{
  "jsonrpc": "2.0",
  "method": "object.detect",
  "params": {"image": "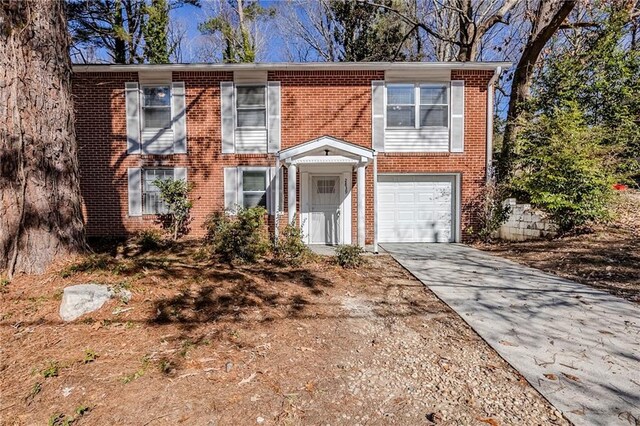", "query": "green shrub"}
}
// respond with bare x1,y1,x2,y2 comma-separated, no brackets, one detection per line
273,219,310,266
467,179,511,242
154,178,193,240
134,229,164,252
335,244,365,269
205,206,269,263
511,104,620,232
